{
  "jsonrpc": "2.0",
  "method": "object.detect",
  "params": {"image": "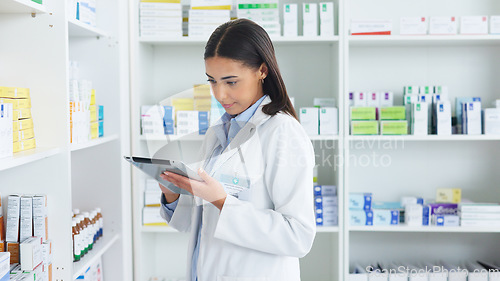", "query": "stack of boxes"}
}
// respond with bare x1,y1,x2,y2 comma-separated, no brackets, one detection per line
313,185,338,226
299,98,338,136
460,202,500,227
0,86,36,156
349,91,394,135
349,193,374,226
237,0,280,36
139,0,183,38
176,111,209,135
379,106,407,135
143,179,167,227
189,0,231,38
141,105,174,135
3,194,52,280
